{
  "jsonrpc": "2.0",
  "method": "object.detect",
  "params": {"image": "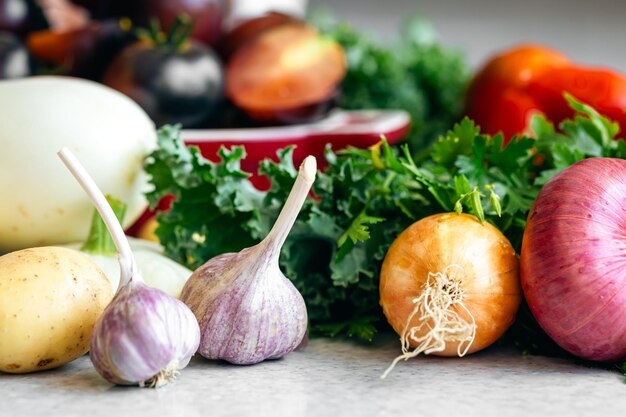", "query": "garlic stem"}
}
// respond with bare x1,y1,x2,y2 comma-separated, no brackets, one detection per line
262,156,317,261
58,147,141,289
